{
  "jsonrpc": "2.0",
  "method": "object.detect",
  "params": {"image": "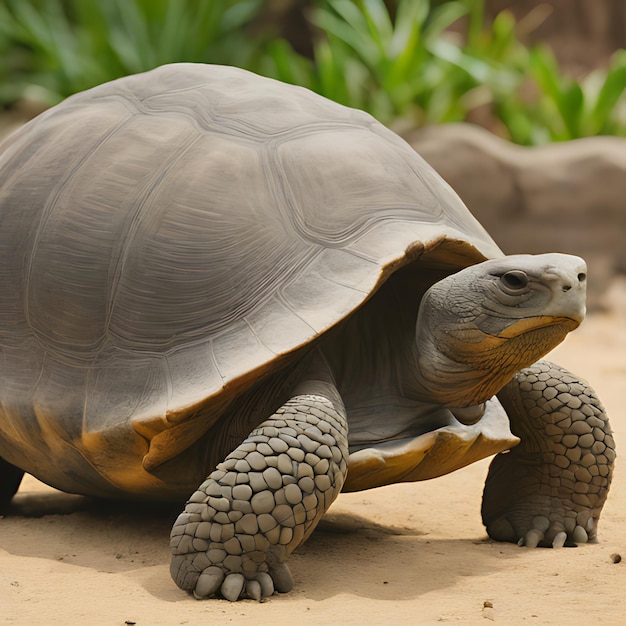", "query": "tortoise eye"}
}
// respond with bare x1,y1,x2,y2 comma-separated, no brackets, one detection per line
501,270,529,290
